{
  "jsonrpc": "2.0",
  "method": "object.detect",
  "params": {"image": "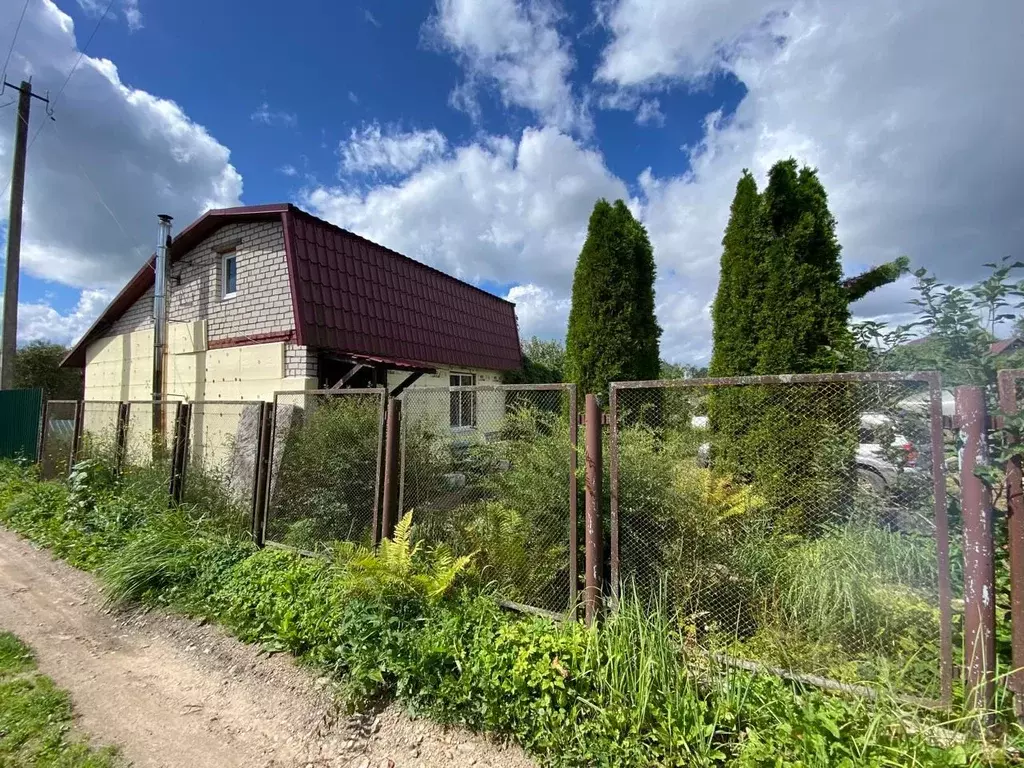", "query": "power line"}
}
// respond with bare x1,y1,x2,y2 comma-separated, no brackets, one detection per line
0,0,31,88
0,0,113,206
26,0,115,152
